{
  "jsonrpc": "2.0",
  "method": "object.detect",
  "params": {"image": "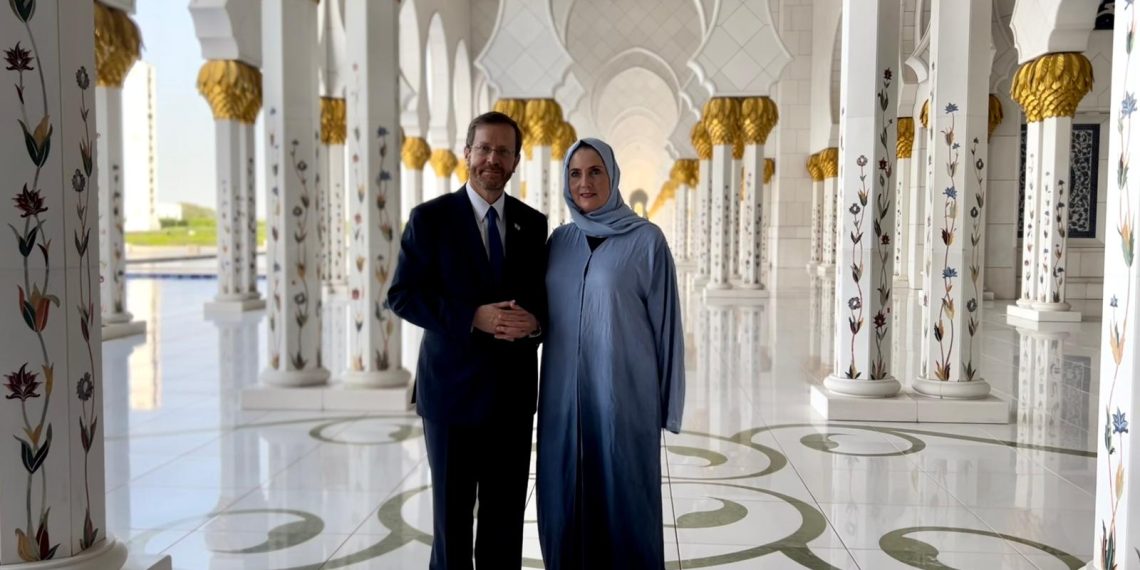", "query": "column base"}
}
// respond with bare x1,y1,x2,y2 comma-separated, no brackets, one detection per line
810,382,1007,422
102,320,147,341
805,261,820,271
815,264,834,277
912,377,991,399
342,367,411,388
983,290,995,301
1006,304,1082,323
704,285,767,305
2,537,170,570
705,279,733,291
676,260,698,273
242,378,413,411
204,296,266,314
892,277,909,289
1005,313,1083,335
322,280,348,299
259,367,331,388
823,375,901,398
